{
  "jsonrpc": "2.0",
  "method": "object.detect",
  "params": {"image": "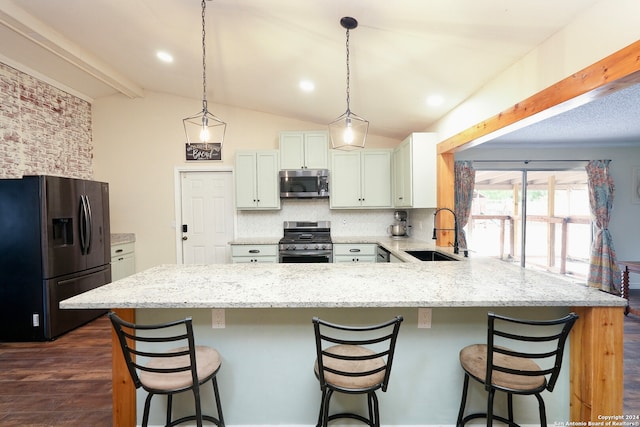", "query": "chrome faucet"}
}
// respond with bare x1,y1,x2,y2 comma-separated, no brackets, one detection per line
433,207,467,257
